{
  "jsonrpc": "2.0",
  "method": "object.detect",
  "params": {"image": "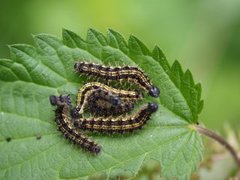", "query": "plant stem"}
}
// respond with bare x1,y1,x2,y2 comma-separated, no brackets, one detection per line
195,125,240,168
